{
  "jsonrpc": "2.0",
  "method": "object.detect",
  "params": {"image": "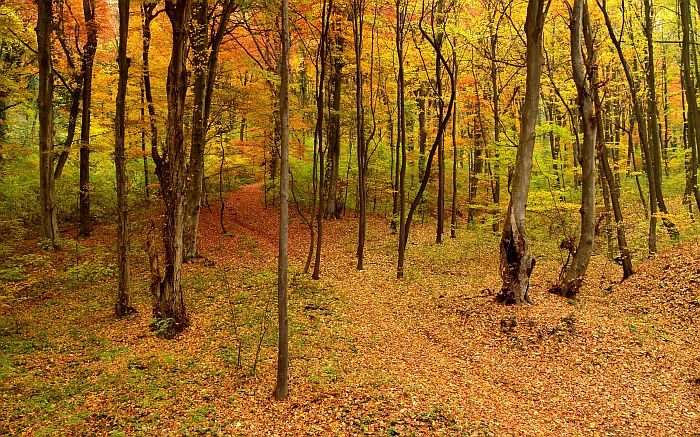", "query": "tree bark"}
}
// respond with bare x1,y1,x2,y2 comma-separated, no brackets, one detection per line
450,39,457,239
324,34,344,219
497,0,548,304
274,0,290,401
598,0,659,253
680,0,700,211
183,0,236,261
552,0,595,297
183,0,208,263
151,0,191,338
642,0,678,239
312,0,332,279
114,0,132,317
142,4,161,179
79,0,97,237
36,0,59,246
